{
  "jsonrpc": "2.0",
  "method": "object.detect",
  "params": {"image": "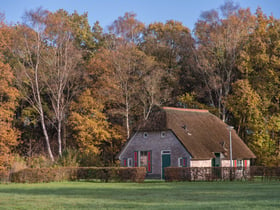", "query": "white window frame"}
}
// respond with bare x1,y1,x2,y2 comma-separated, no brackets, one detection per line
161,150,171,154
127,158,132,167
178,157,183,167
